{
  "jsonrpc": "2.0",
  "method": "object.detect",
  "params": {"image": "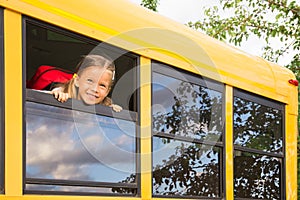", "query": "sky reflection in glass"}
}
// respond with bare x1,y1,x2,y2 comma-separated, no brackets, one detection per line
26,102,136,184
